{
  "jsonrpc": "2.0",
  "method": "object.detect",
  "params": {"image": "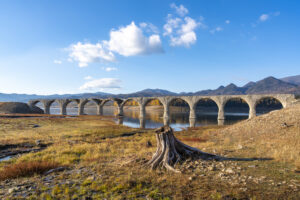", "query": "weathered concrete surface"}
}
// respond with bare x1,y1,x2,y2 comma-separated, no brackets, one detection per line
29,94,297,126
